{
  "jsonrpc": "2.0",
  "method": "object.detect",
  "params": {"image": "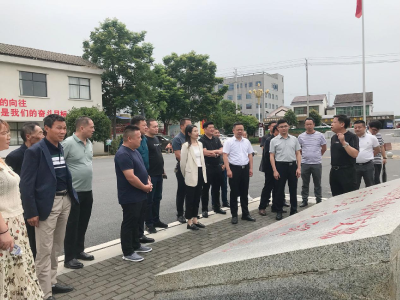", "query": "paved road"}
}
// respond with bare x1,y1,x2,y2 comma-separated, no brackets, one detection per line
86,130,400,248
